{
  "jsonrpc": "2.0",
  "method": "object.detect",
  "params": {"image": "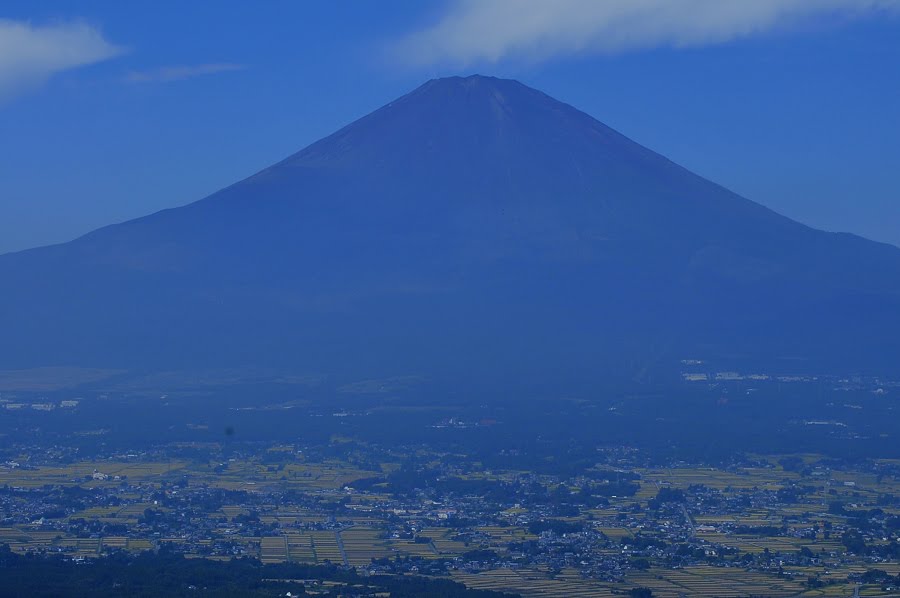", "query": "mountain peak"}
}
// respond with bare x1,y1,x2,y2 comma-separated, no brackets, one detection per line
419,73,524,91
266,73,627,184
428,73,504,84
408,73,560,110
405,74,559,117
1,76,899,379
413,74,532,95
